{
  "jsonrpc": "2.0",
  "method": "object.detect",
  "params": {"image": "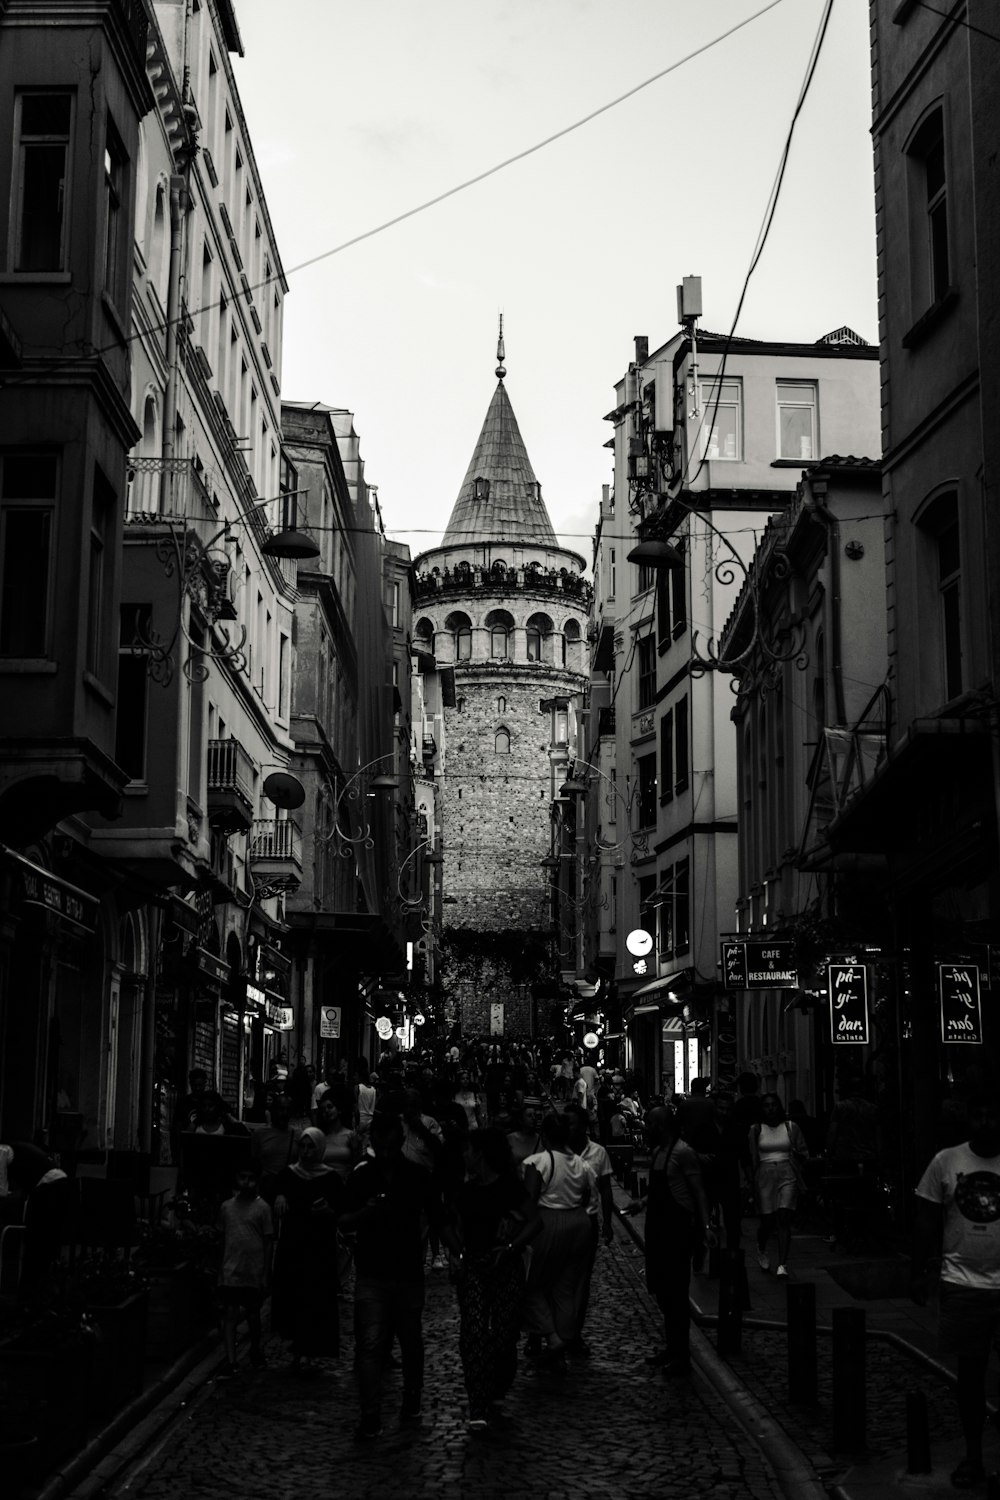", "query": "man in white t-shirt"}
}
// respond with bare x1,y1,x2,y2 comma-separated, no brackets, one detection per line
913,1093,1000,1490
564,1103,614,1357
